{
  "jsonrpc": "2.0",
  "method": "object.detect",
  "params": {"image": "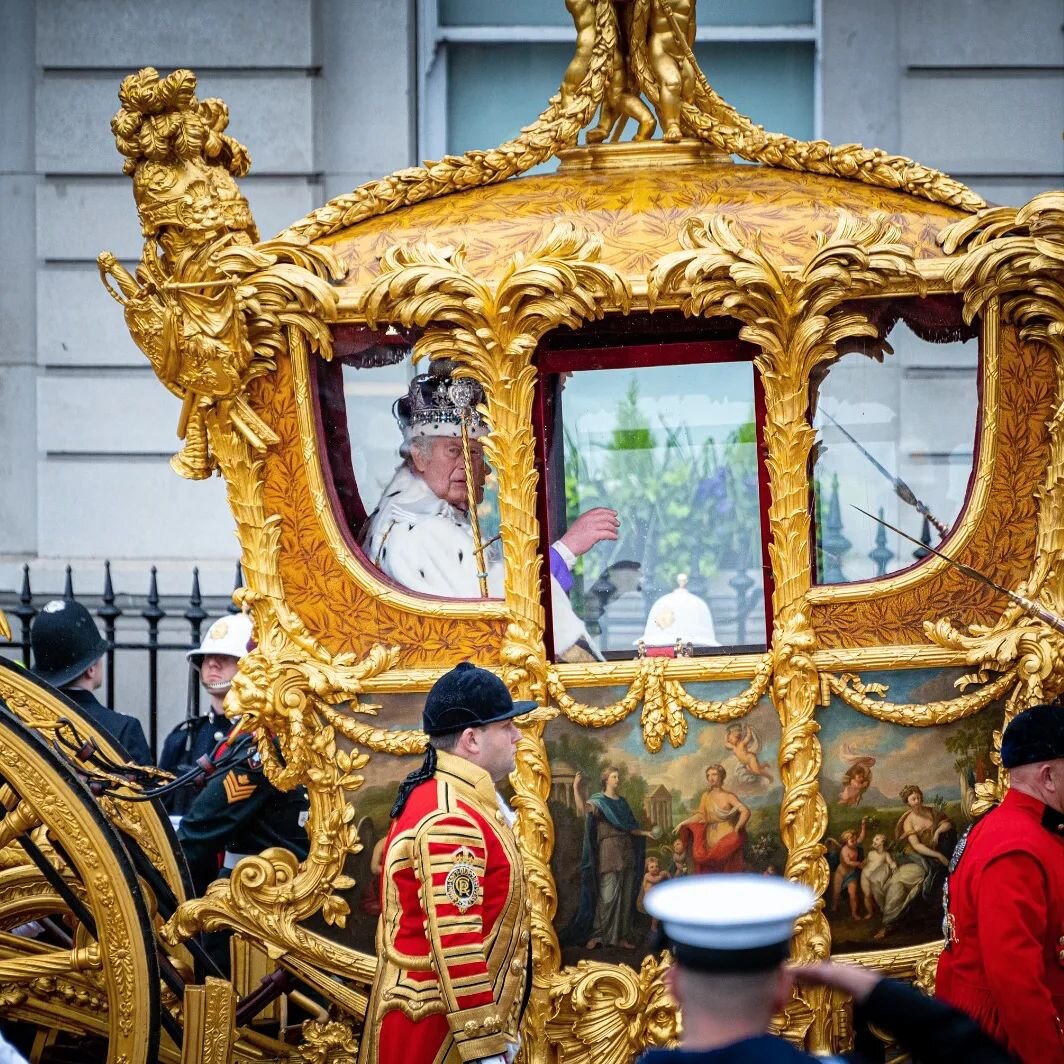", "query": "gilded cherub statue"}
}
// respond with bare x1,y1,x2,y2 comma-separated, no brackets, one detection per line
98,67,343,479
558,0,982,211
